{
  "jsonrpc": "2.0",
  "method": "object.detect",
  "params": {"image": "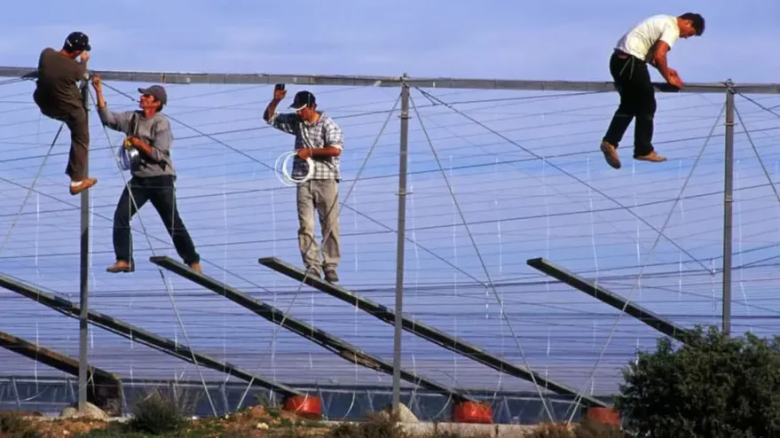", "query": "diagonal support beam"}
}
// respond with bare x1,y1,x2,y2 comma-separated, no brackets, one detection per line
0,273,303,398
526,257,690,343
0,329,123,415
258,256,608,408
150,256,473,403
